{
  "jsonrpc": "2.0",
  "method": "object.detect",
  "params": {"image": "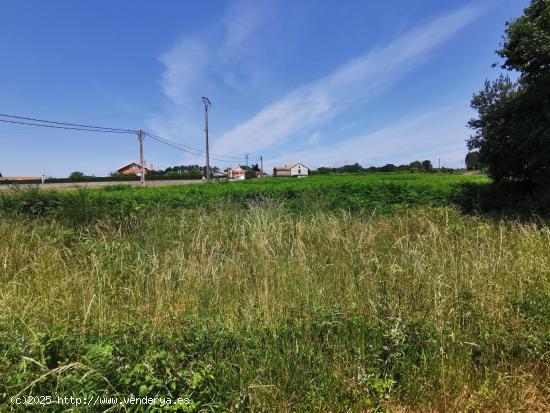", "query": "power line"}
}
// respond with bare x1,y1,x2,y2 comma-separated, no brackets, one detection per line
143,131,257,163
143,132,246,164
143,131,206,154
143,131,252,161
0,111,258,164
0,112,137,132
144,133,205,156
0,118,136,134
